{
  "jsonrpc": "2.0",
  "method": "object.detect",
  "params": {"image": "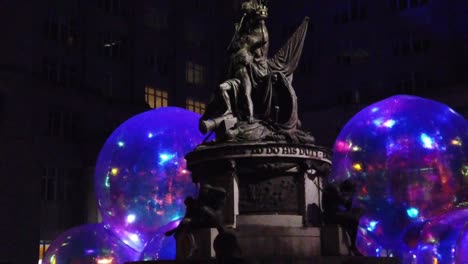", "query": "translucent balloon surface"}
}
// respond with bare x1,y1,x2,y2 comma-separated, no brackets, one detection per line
43,224,138,264
413,207,468,264
455,223,468,264
95,107,204,251
139,219,180,261
356,215,386,257
329,95,468,255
